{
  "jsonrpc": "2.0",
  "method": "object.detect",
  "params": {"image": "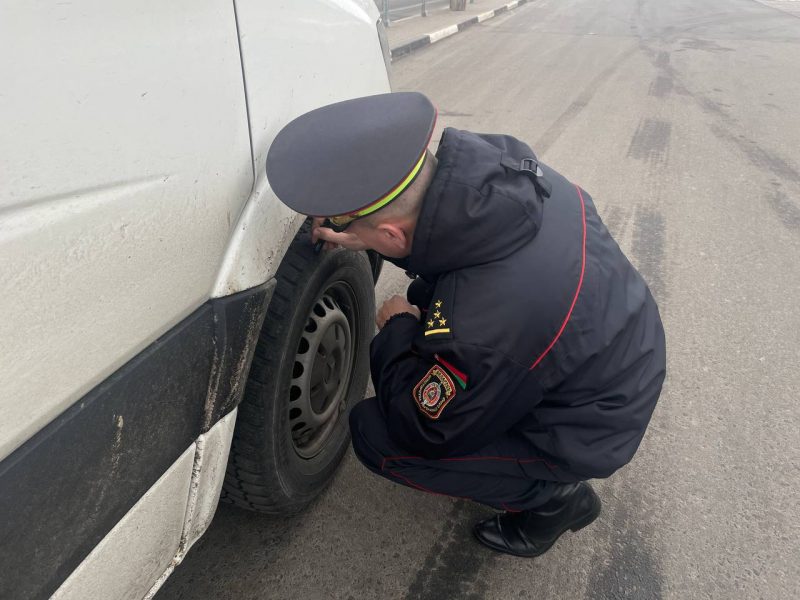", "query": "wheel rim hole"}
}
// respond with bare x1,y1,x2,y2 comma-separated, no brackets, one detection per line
288,284,358,457
297,337,310,354
292,361,304,378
